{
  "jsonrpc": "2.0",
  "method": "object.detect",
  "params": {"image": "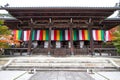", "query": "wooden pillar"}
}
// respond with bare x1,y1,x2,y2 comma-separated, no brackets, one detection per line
27,21,34,55
88,19,94,56
48,18,52,55
70,18,74,55
48,27,51,55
